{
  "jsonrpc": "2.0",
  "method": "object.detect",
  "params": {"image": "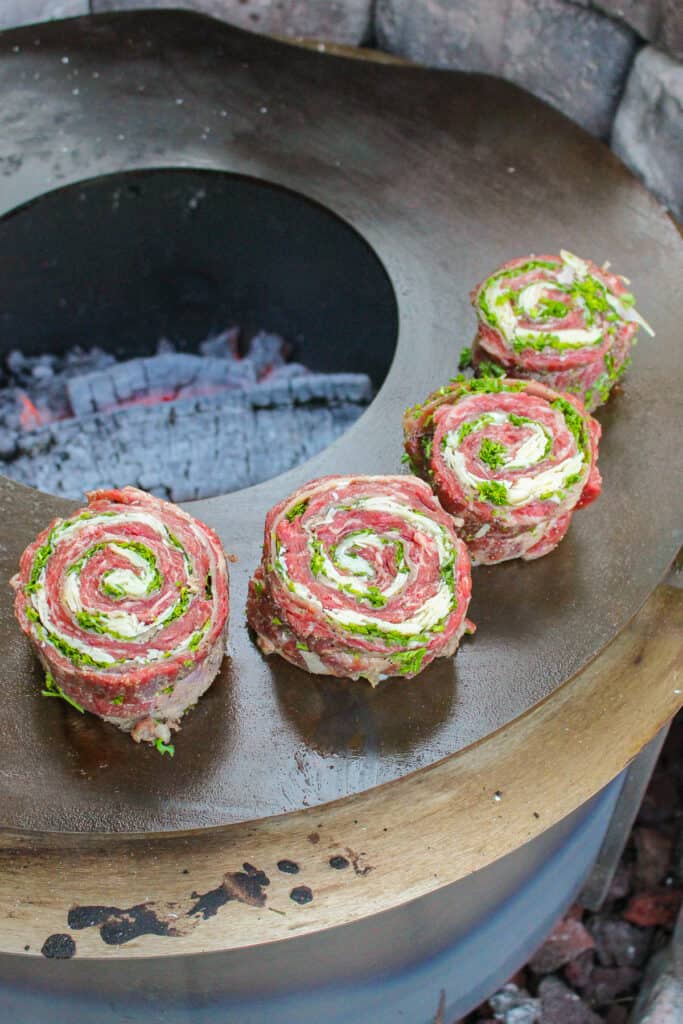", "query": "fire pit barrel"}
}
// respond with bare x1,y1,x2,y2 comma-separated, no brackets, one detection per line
0,10,680,1023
